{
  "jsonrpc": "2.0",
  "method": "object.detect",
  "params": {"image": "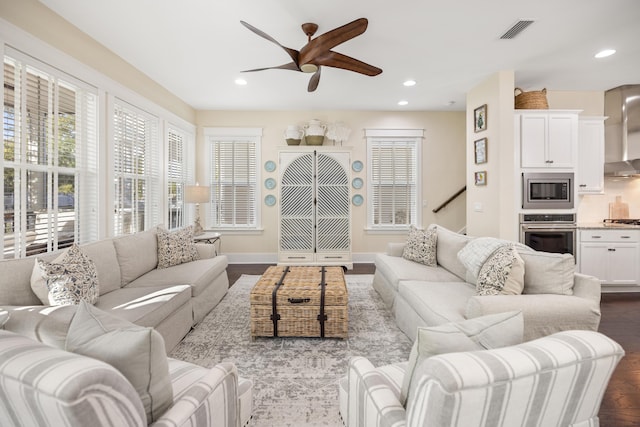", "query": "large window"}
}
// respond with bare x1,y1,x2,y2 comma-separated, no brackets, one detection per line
366,129,422,230
166,125,194,229
205,127,261,229
112,101,160,236
2,53,98,259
